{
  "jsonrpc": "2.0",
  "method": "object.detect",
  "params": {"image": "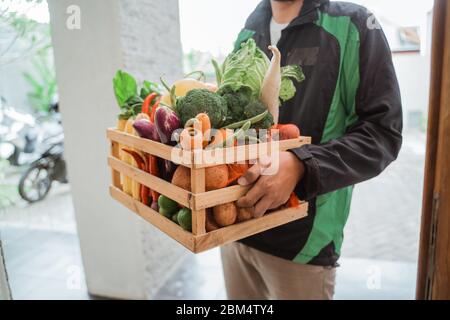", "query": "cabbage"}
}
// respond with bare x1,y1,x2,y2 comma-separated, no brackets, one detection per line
218,39,269,97
280,65,305,102
214,39,305,103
